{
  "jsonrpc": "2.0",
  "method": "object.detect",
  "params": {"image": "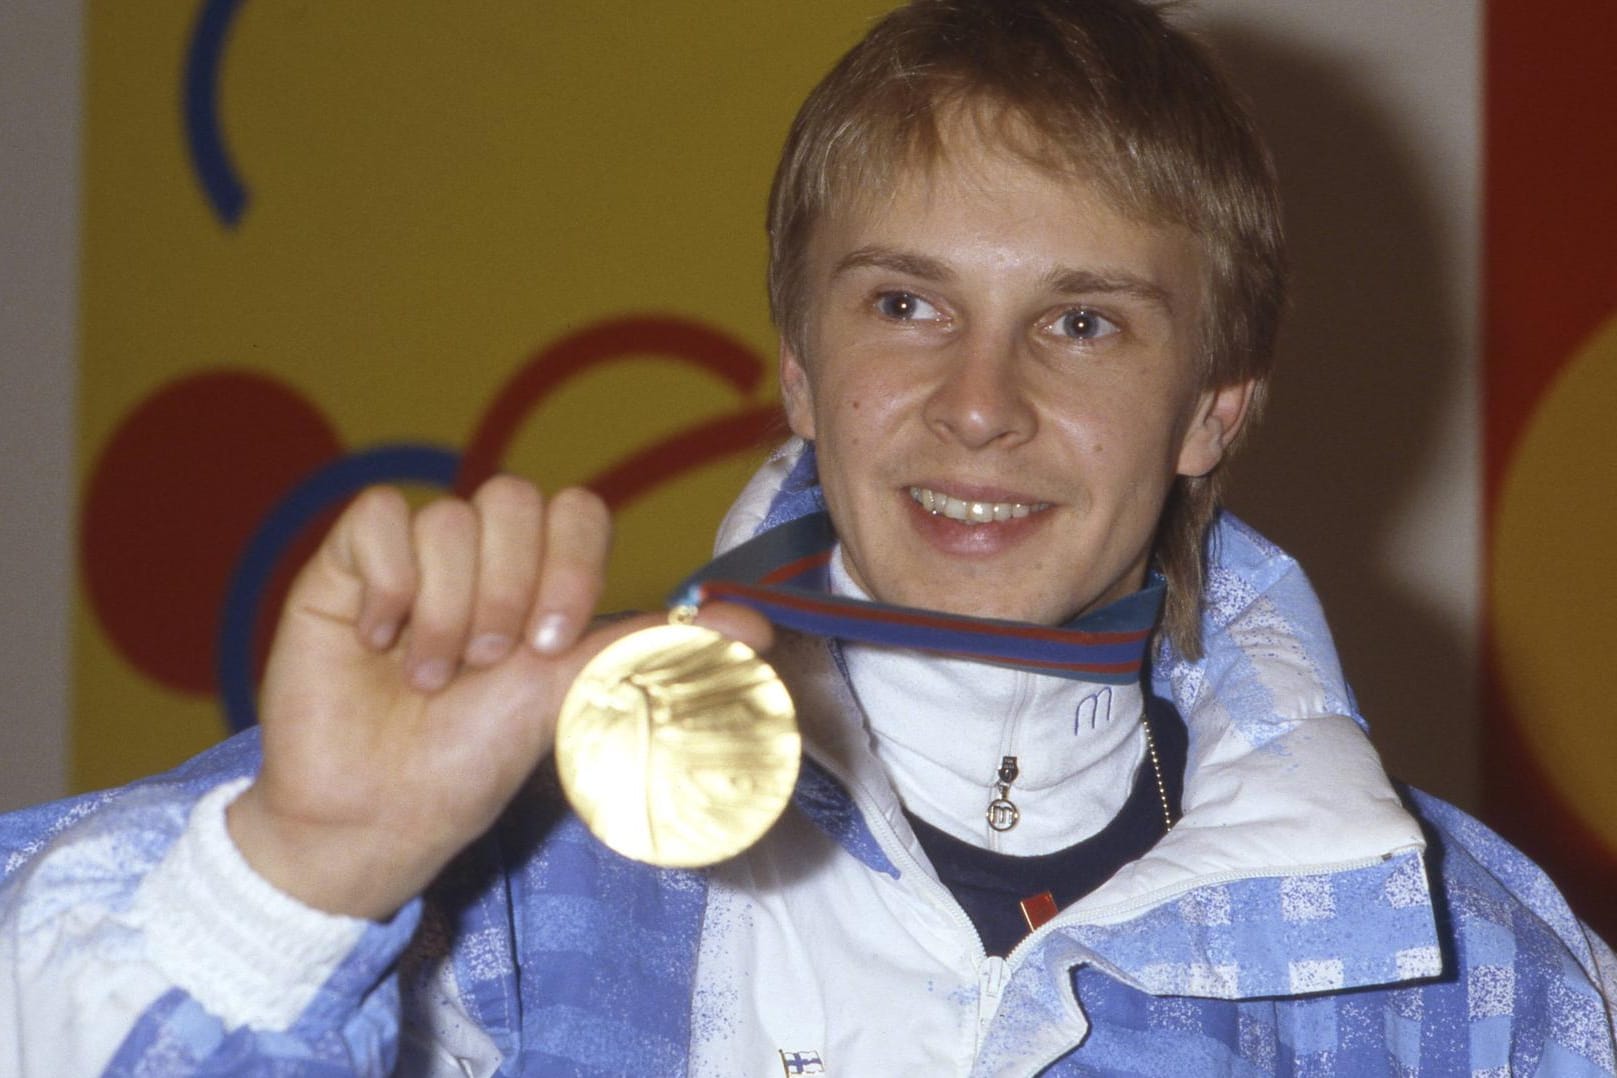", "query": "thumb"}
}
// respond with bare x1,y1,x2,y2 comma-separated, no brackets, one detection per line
690,601,775,656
